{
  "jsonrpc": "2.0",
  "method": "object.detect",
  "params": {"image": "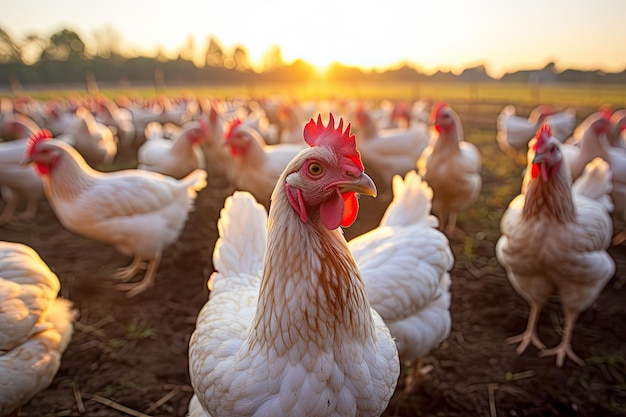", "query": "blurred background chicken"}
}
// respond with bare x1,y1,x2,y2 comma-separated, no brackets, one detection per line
348,170,454,393
188,114,399,417
222,118,306,208
496,104,576,163
417,102,482,235
137,119,208,179
56,106,117,169
0,241,76,417
497,125,615,367
0,138,44,224
352,104,430,194
24,130,208,297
